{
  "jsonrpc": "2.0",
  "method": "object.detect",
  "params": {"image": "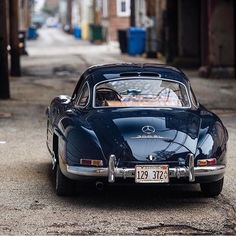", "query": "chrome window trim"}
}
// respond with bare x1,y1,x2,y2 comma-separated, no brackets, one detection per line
188,81,199,109
71,73,91,102
75,81,91,109
92,77,192,109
